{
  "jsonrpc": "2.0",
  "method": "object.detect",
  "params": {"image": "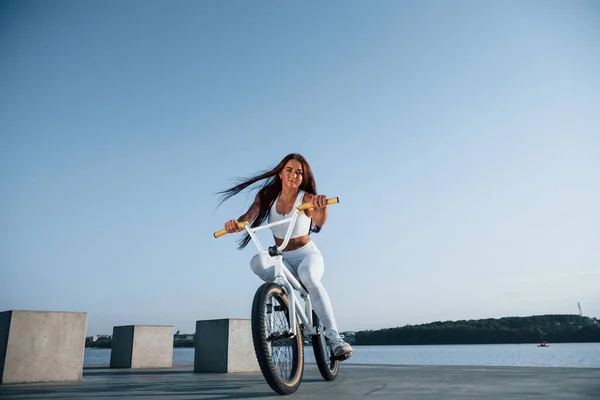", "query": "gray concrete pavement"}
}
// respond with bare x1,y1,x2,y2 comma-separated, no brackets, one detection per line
1,363,599,399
